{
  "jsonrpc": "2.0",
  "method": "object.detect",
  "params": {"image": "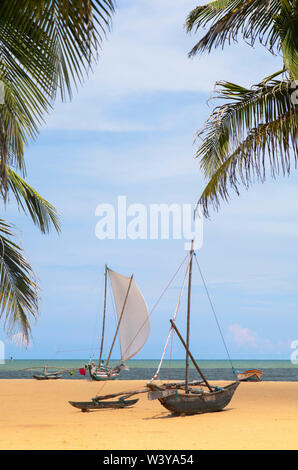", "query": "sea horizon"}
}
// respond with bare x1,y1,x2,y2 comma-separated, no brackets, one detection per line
1,358,298,381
